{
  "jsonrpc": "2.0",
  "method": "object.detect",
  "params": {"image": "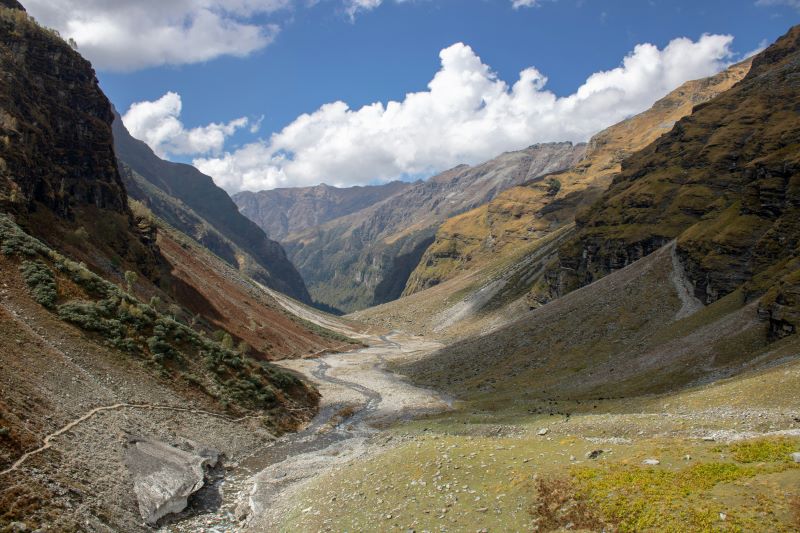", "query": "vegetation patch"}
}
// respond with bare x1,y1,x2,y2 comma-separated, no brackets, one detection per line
19,260,57,308
0,214,309,414
724,437,800,464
